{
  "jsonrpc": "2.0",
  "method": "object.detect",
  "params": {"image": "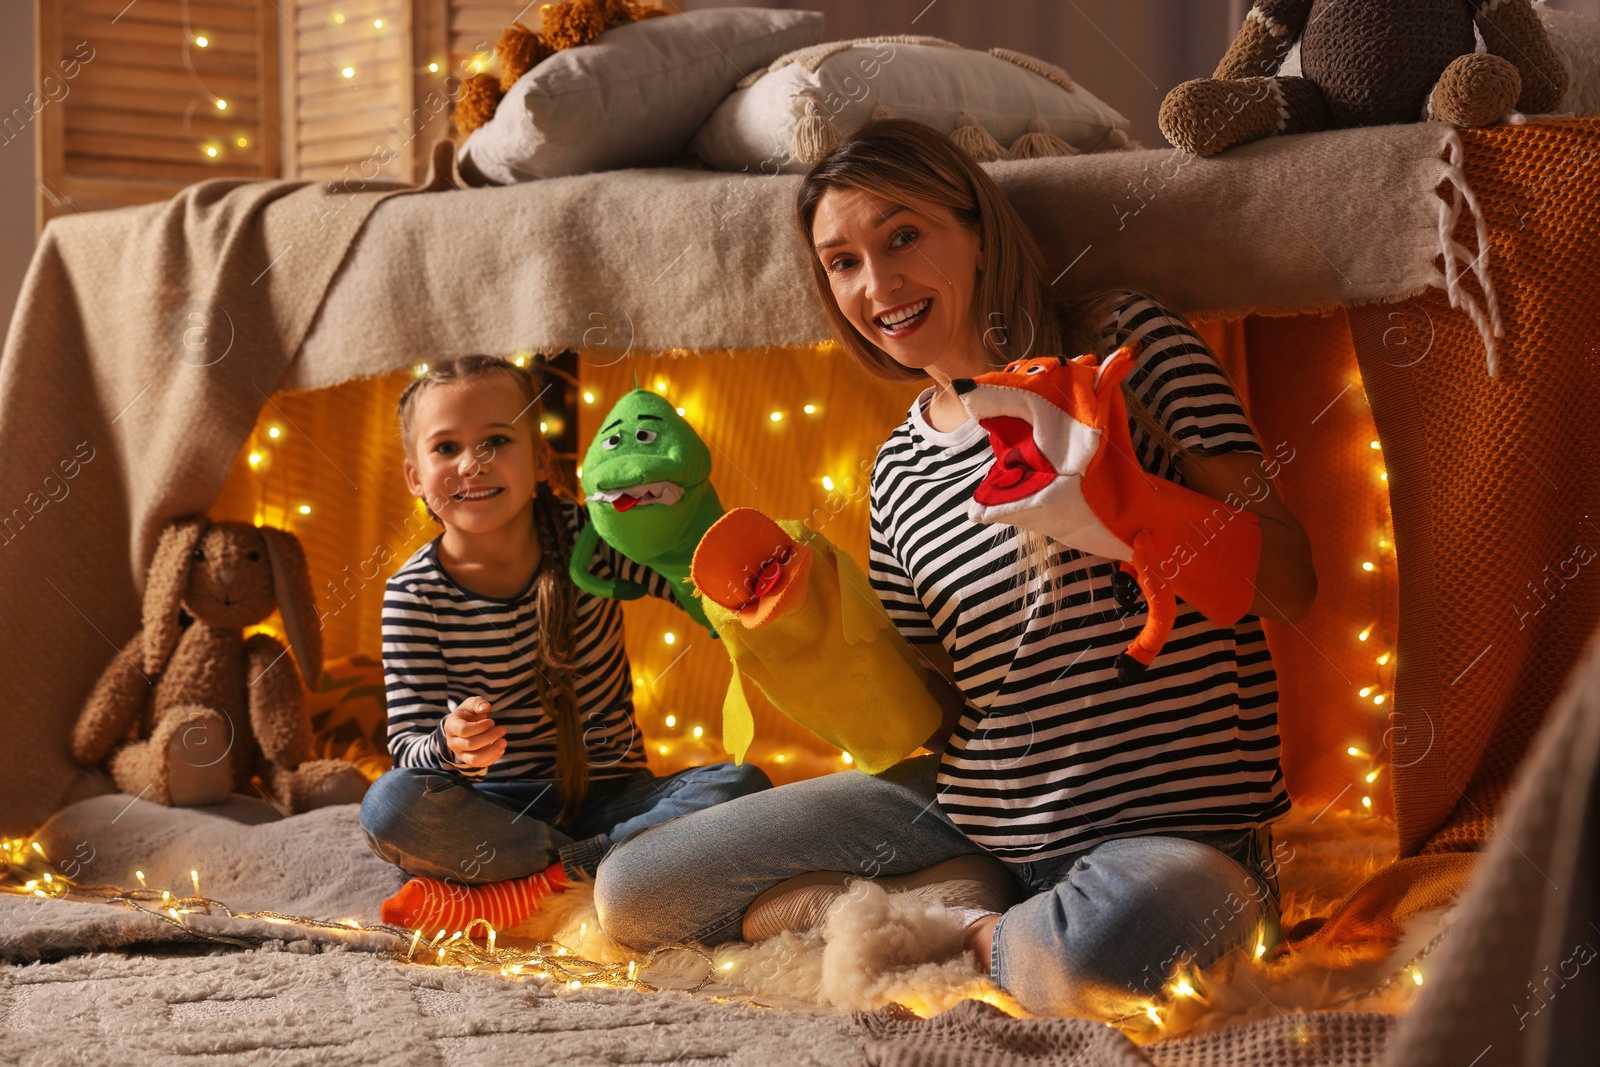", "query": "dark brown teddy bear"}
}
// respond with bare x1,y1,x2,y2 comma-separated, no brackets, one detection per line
1159,0,1570,156
70,516,369,813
